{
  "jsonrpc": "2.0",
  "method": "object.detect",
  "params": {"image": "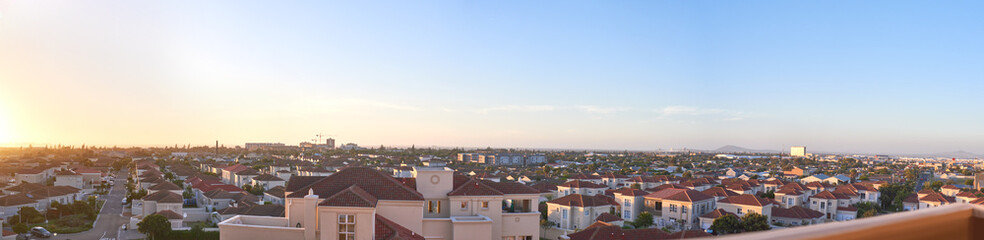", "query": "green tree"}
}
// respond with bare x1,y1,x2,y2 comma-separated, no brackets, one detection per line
633,211,654,228
630,183,641,189
929,181,945,192
966,179,974,186
741,213,771,232
12,223,28,234
862,209,877,218
138,214,172,240
709,214,741,234
759,190,775,199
